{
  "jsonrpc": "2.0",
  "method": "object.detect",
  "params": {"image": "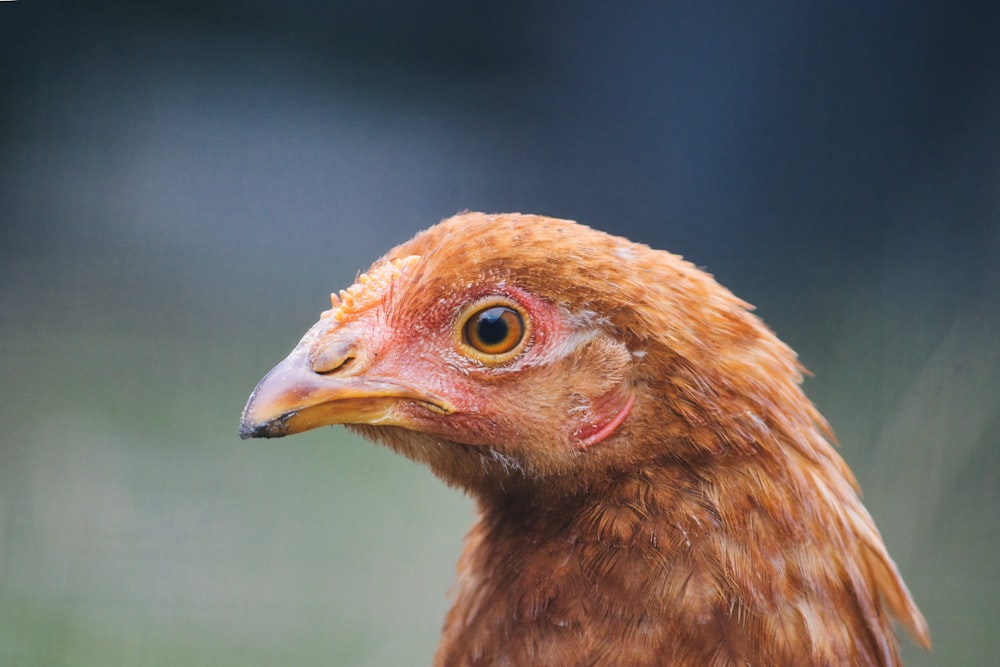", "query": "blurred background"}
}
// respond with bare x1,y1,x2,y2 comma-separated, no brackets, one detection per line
1,1,997,665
